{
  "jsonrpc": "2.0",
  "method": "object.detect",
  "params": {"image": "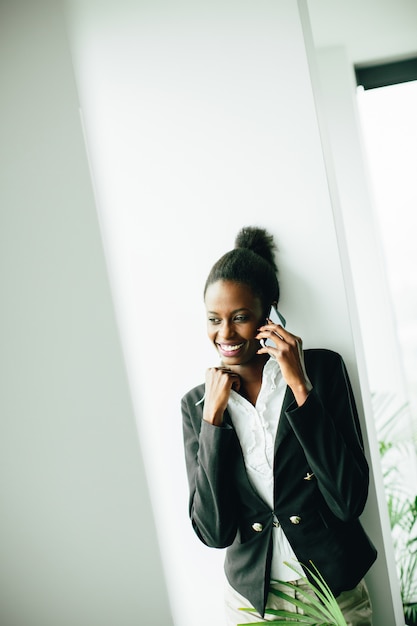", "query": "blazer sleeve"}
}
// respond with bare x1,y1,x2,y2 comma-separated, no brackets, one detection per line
181,391,239,548
285,350,369,522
